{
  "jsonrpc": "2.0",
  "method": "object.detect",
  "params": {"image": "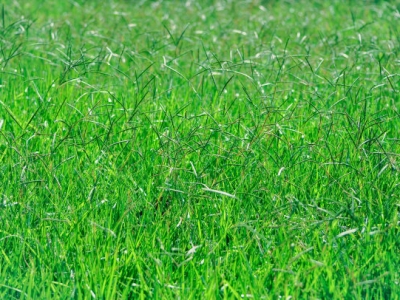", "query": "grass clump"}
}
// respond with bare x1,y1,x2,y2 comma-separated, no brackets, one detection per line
0,0,399,298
